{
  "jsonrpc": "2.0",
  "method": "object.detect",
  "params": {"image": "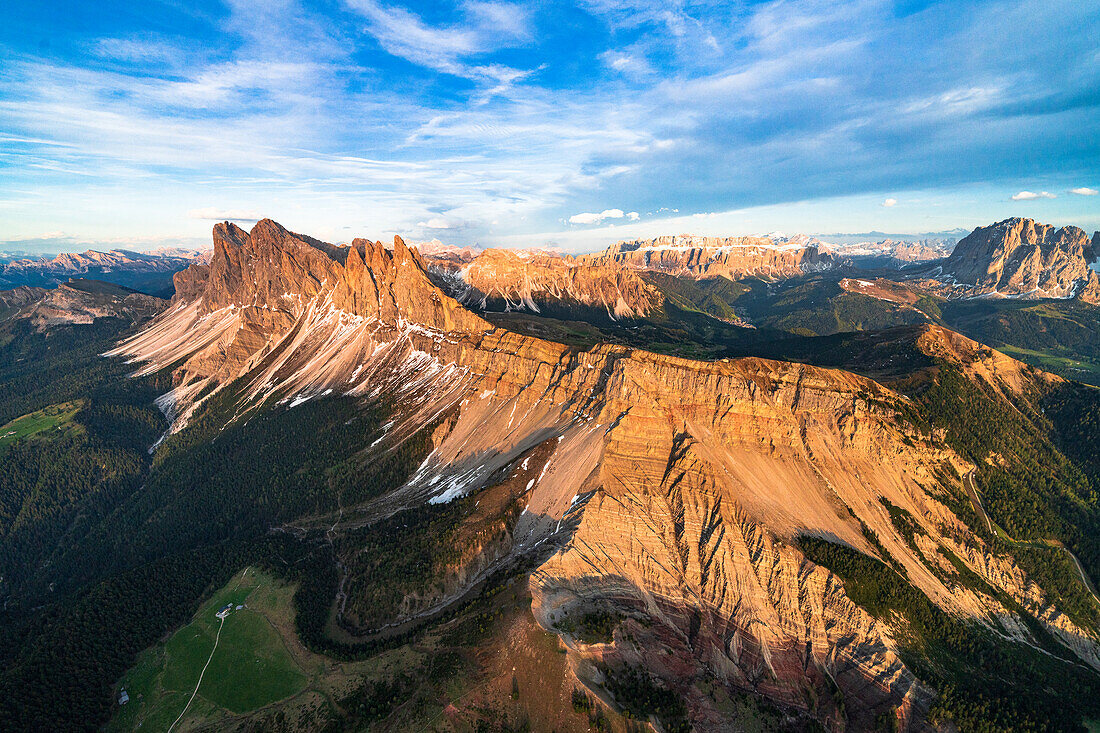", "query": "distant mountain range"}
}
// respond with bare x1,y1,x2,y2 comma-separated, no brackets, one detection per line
0,278,165,330
0,248,209,297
